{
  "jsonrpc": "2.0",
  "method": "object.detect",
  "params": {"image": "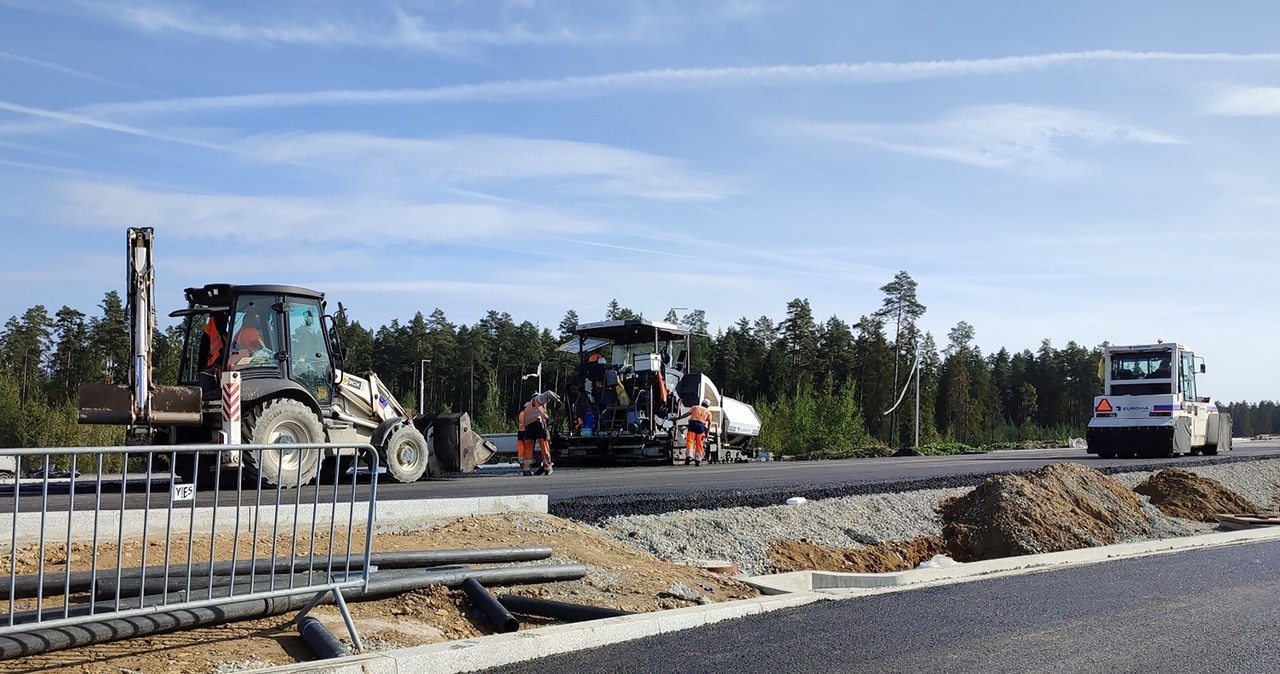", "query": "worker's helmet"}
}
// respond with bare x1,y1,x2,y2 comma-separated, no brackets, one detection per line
701,399,710,407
